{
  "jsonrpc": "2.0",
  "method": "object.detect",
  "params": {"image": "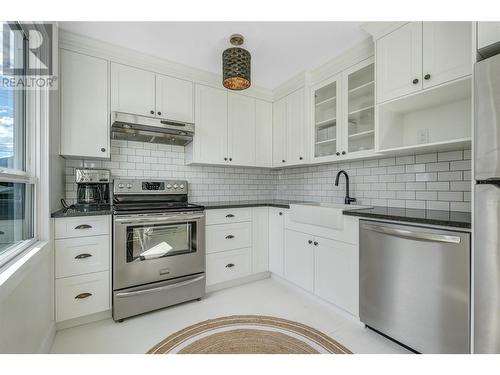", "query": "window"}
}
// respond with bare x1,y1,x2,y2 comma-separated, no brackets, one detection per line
0,22,36,267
